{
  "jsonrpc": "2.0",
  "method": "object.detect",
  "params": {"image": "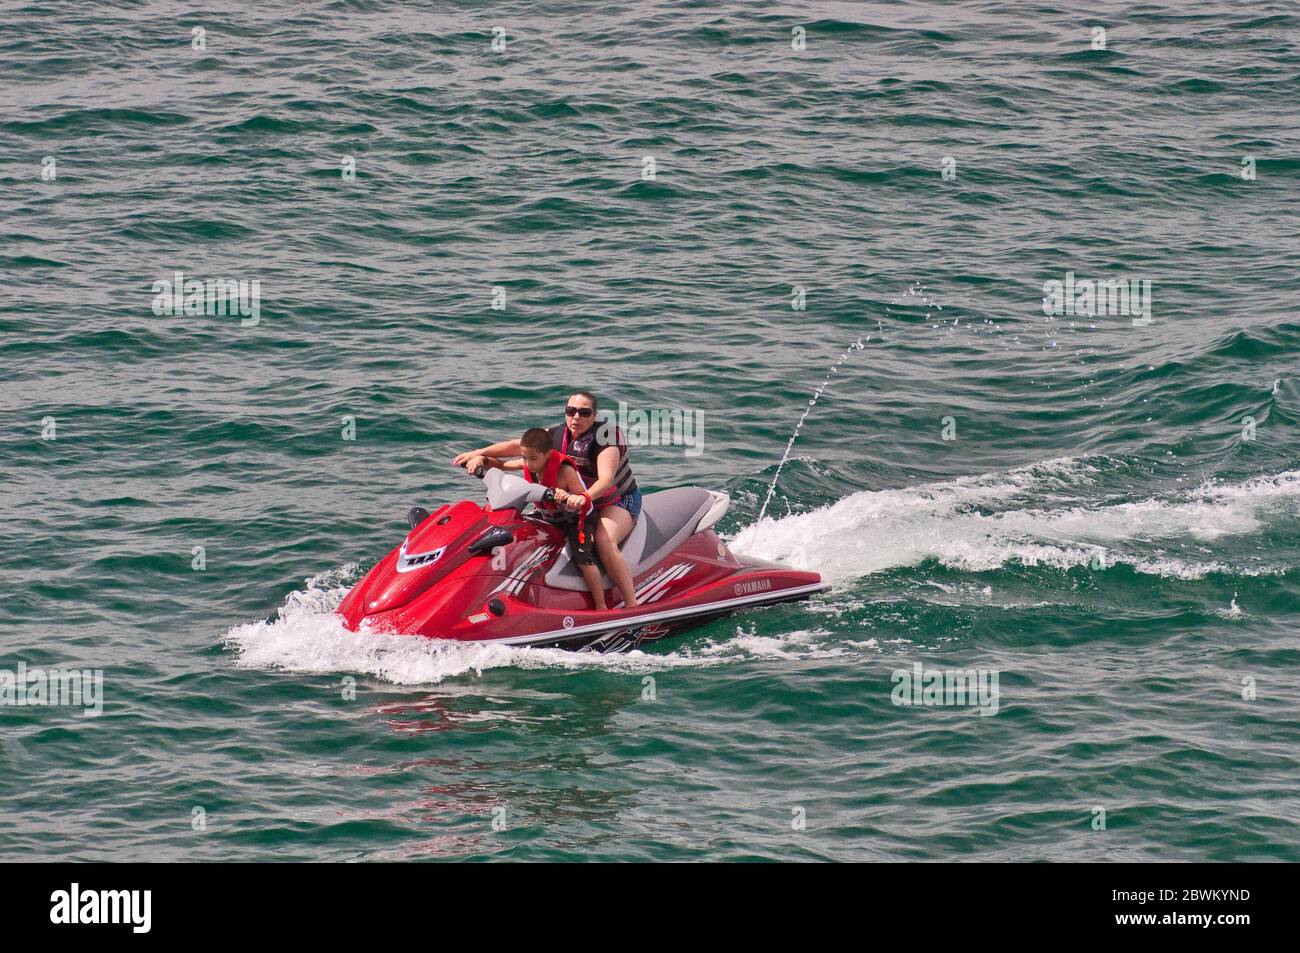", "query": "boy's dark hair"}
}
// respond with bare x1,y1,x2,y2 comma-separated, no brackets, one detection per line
569,390,598,412
521,428,552,454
